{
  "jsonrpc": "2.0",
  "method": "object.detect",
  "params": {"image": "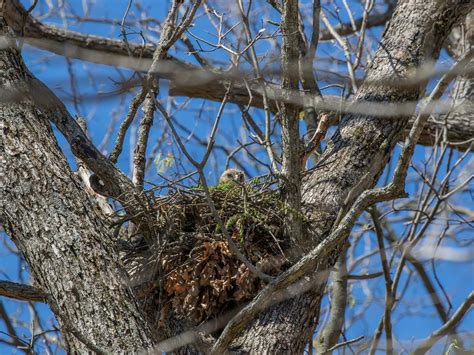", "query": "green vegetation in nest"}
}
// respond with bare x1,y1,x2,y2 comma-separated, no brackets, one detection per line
123,177,308,325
